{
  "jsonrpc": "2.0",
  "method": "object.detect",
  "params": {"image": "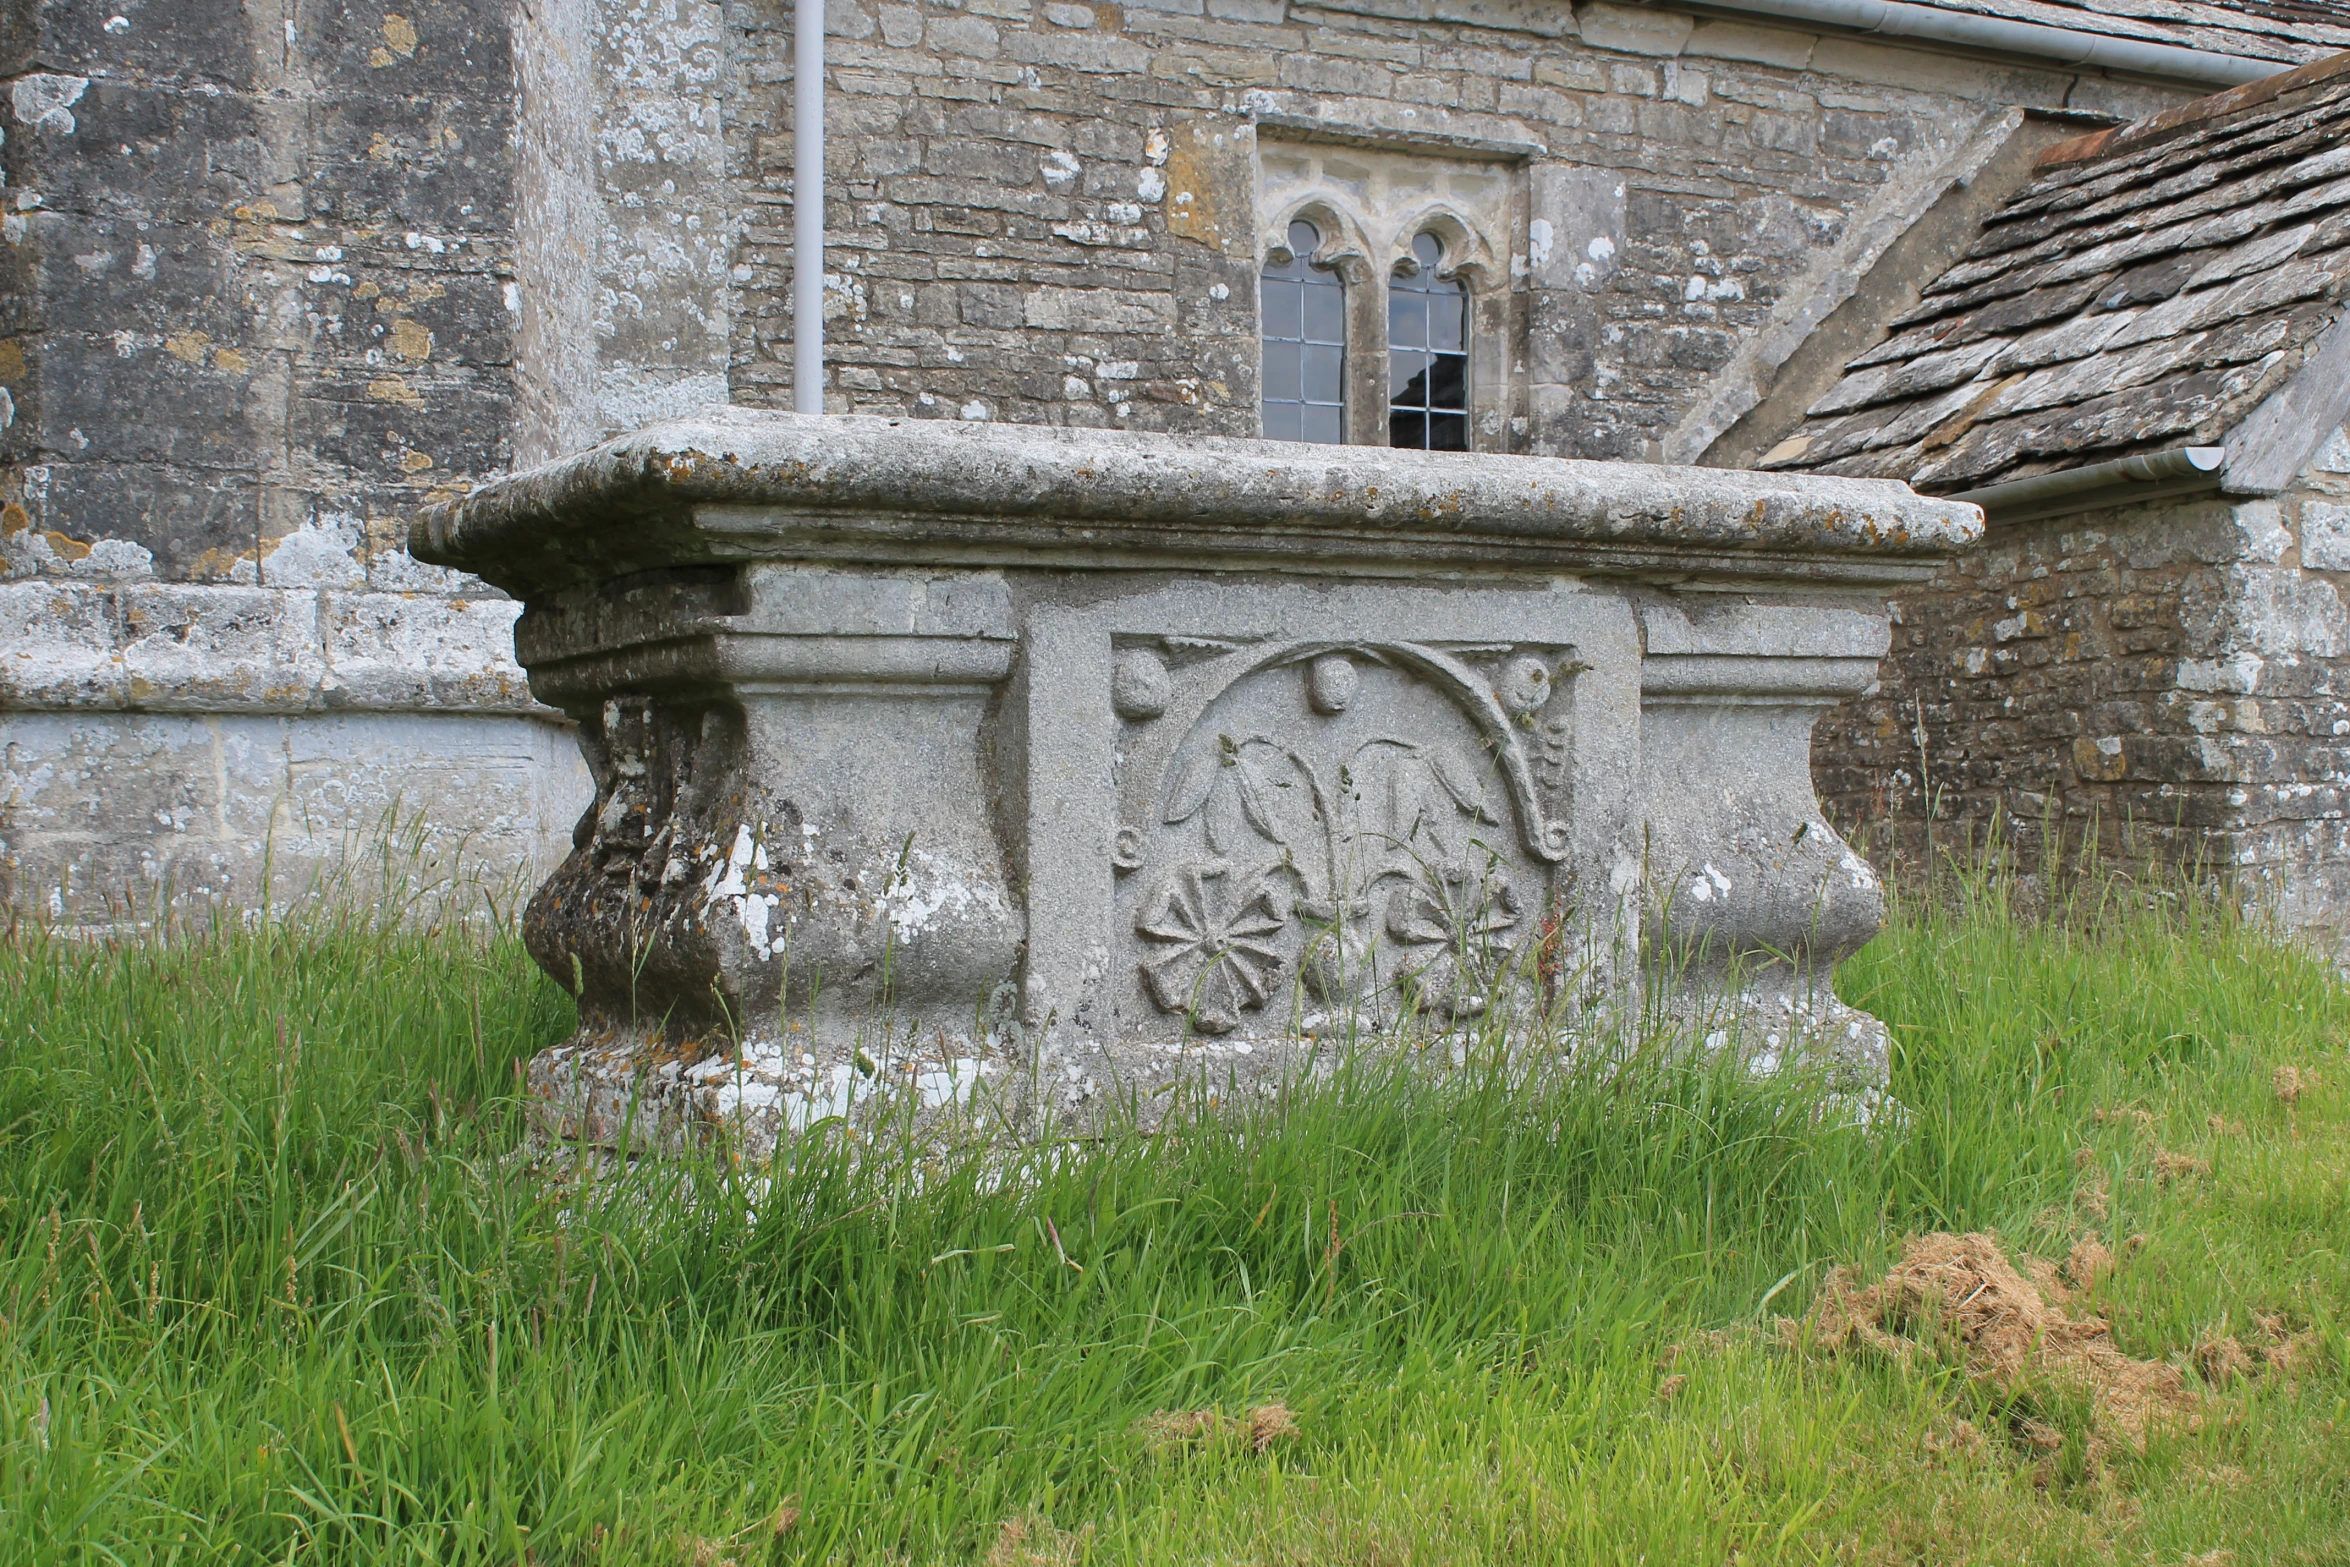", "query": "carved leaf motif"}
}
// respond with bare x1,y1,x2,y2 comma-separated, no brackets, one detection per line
1232,757,1282,841
1162,750,1217,825
1133,641,1561,1029
1423,747,1500,824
